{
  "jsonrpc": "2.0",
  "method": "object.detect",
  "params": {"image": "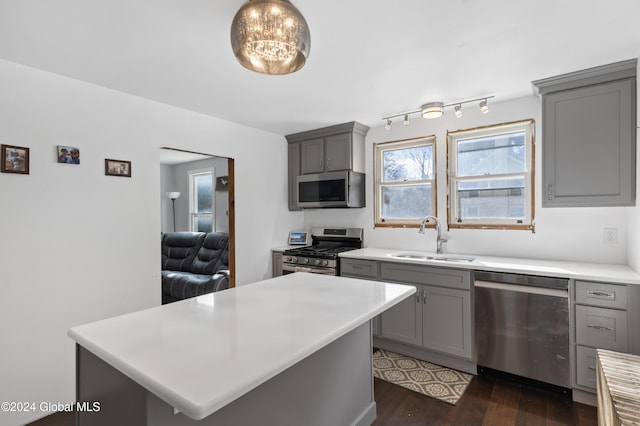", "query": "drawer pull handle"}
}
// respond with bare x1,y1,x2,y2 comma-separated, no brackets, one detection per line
352,265,364,270
588,366,596,371
587,324,613,331
586,290,614,299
